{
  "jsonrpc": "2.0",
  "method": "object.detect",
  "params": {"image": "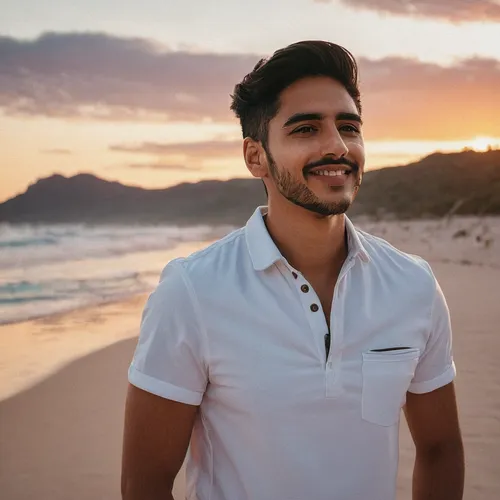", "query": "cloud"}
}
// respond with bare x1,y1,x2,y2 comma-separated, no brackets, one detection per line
41,148,72,155
315,0,500,22
112,139,241,172
0,32,256,122
110,140,241,158
1,32,500,140
126,163,202,171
